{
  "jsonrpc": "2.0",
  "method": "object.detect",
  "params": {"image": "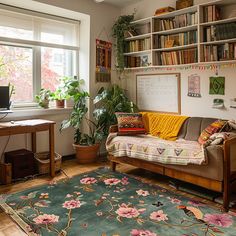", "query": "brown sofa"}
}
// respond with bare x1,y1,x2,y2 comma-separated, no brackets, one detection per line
107,117,236,211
